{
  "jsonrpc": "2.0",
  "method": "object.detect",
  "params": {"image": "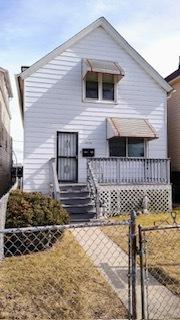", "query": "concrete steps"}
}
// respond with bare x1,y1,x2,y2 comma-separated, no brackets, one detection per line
59,183,95,221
